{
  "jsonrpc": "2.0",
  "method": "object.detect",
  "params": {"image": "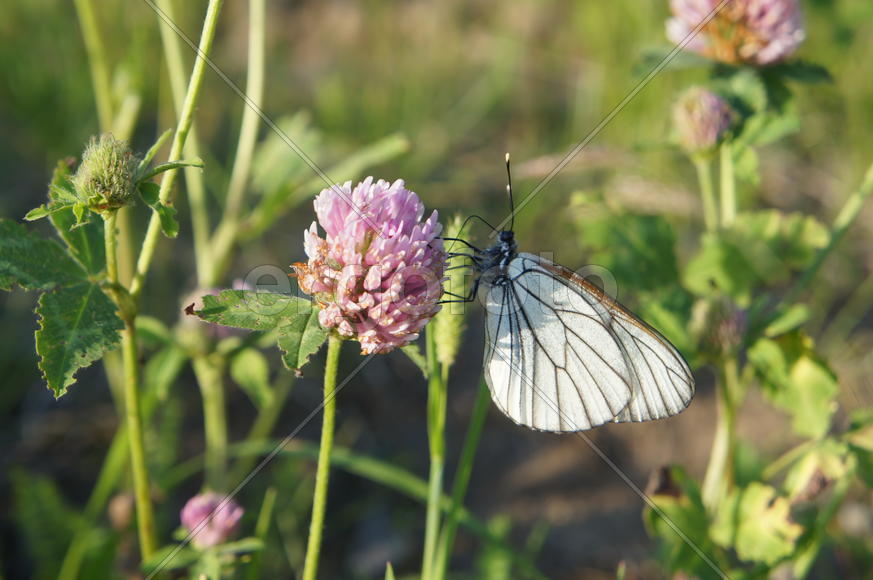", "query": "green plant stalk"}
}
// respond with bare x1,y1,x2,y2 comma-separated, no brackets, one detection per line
302,335,342,580
693,157,718,231
719,142,736,227
104,211,157,559
209,0,266,285
130,0,224,301
701,357,738,512
433,379,491,580
73,0,112,131
193,355,228,491
422,327,447,580
164,440,549,580
156,0,212,287
246,487,277,580
229,373,294,485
